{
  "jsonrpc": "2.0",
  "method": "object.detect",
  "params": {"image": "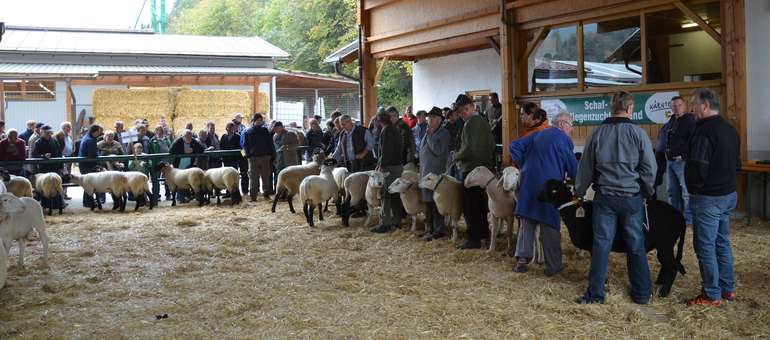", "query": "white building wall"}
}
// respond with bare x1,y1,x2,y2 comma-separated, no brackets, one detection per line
5,81,67,131
746,0,770,160
412,48,501,111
